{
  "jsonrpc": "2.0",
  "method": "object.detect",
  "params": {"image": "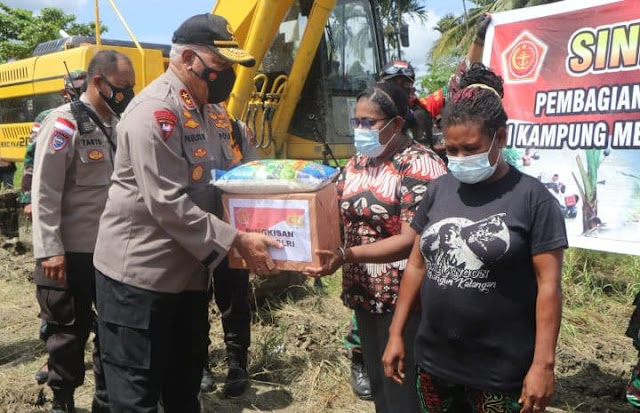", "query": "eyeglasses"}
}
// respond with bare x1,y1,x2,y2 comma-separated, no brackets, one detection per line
350,117,387,129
